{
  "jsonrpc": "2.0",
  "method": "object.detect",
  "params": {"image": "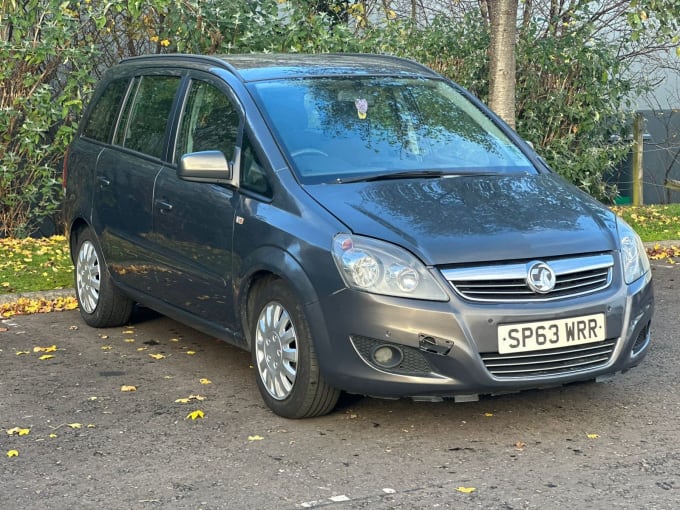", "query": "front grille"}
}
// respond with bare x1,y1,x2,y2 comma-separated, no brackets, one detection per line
481,340,616,378
441,254,614,302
